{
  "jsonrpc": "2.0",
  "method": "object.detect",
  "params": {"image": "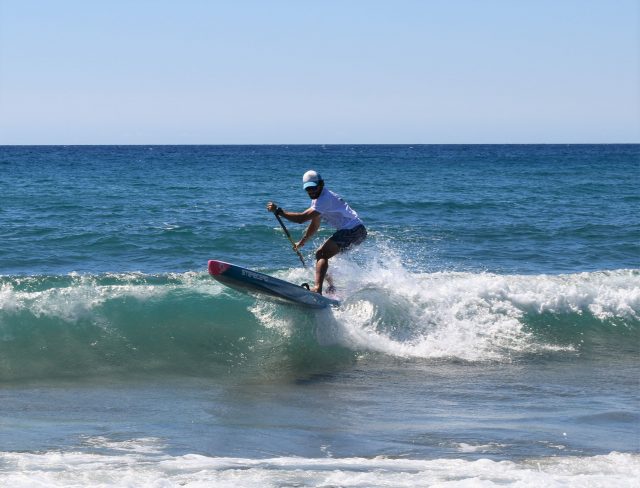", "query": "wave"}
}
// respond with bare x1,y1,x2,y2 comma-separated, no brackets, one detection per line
0,446,637,487
326,257,639,361
0,263,638,381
